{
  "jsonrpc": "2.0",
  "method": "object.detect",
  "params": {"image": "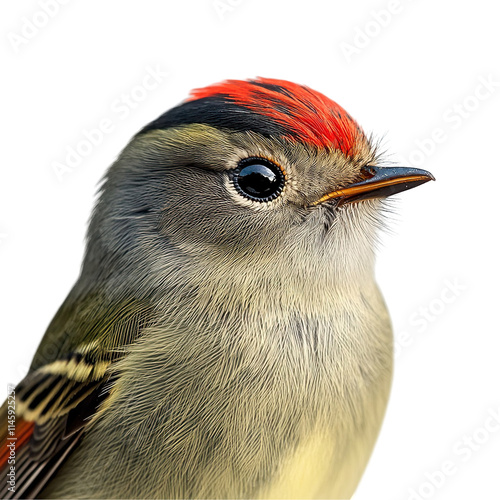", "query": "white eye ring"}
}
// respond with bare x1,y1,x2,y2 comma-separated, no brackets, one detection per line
232,157,285,202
